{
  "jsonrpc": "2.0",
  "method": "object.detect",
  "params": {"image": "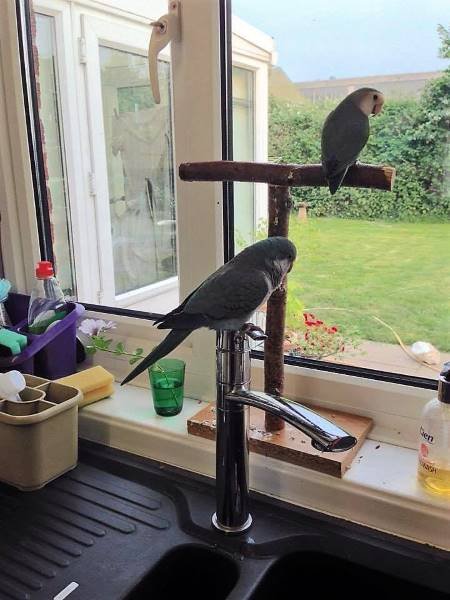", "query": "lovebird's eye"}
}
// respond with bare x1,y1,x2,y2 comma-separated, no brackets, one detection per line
373,94,378,100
